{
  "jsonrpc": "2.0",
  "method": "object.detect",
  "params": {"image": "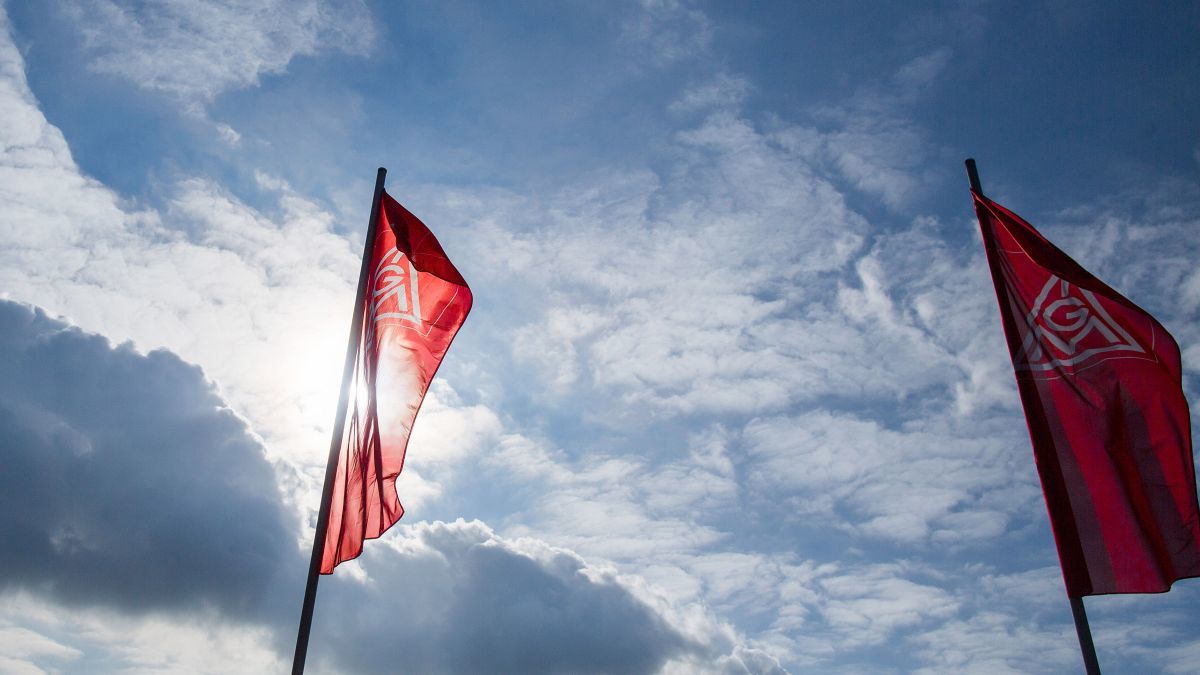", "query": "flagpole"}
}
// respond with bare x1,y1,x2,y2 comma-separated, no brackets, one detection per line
1069,595,1101,675
965,158,1101,675
291,167,388,675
